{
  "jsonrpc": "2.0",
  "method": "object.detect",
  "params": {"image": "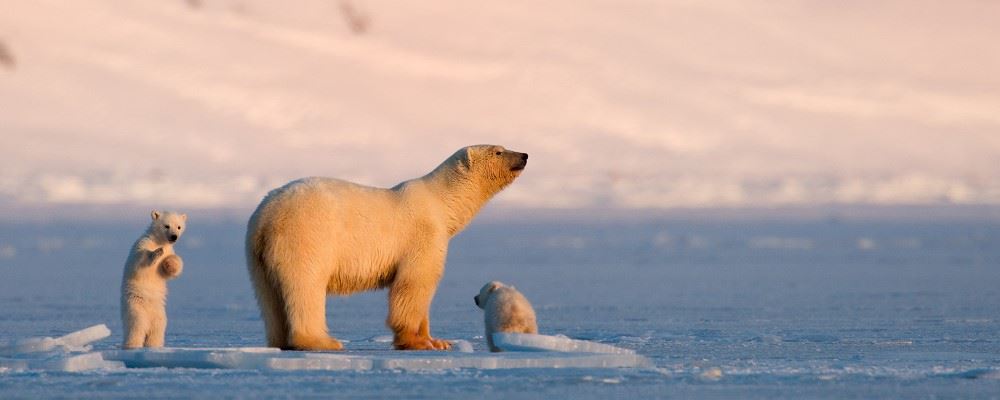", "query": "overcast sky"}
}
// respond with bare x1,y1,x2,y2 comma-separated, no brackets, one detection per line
1,0,998,215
